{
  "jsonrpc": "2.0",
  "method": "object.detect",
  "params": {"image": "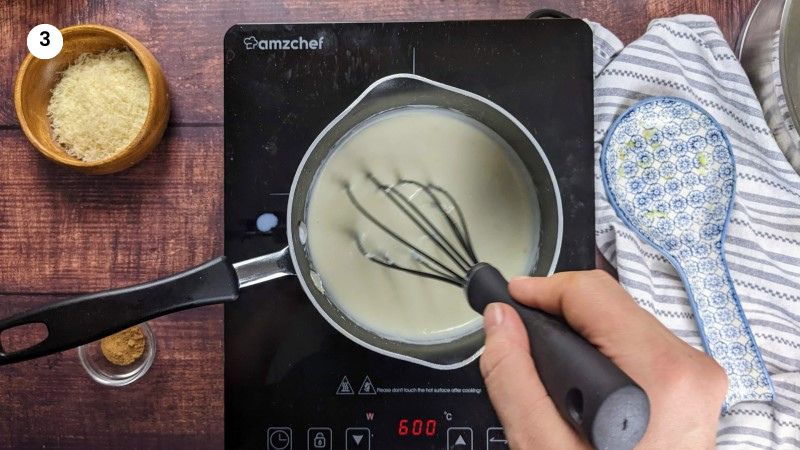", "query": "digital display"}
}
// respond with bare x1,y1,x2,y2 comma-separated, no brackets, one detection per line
396,418,438,437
